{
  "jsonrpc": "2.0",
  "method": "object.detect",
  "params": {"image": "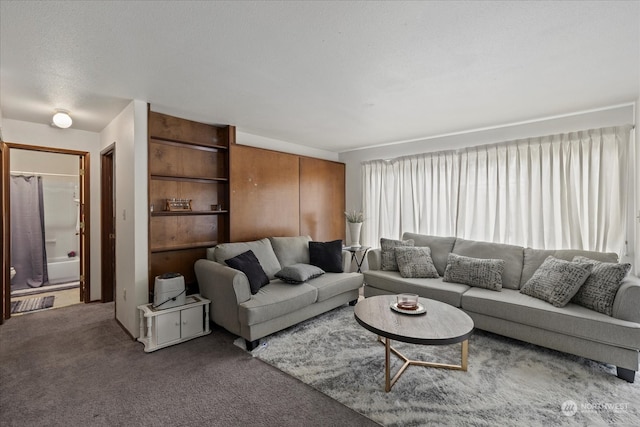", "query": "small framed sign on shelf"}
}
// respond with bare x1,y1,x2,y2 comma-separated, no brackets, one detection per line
165,198,192,212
